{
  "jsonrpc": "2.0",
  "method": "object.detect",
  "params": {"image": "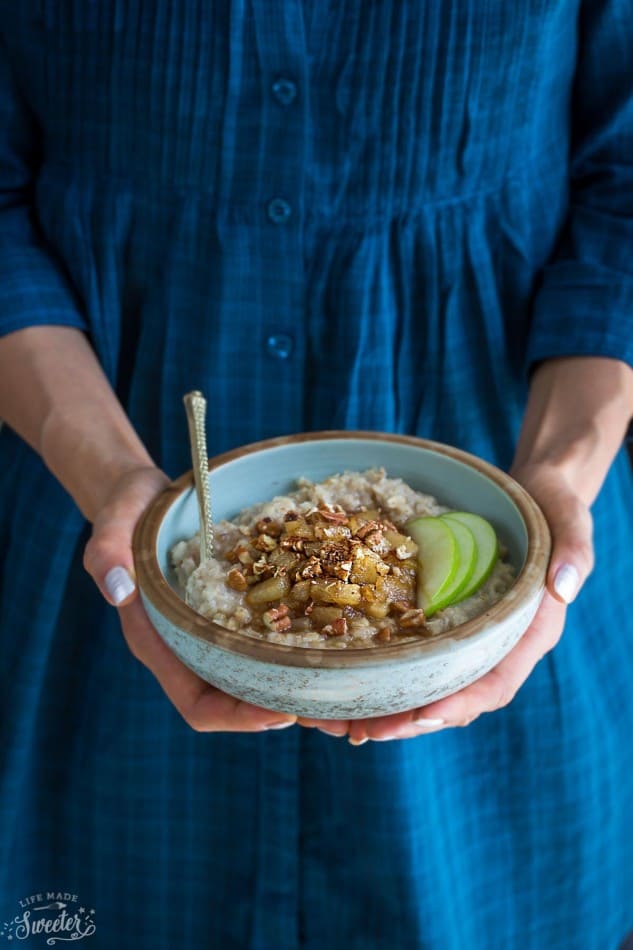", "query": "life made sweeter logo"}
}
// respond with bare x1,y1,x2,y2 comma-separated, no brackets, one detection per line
1,893,96,945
